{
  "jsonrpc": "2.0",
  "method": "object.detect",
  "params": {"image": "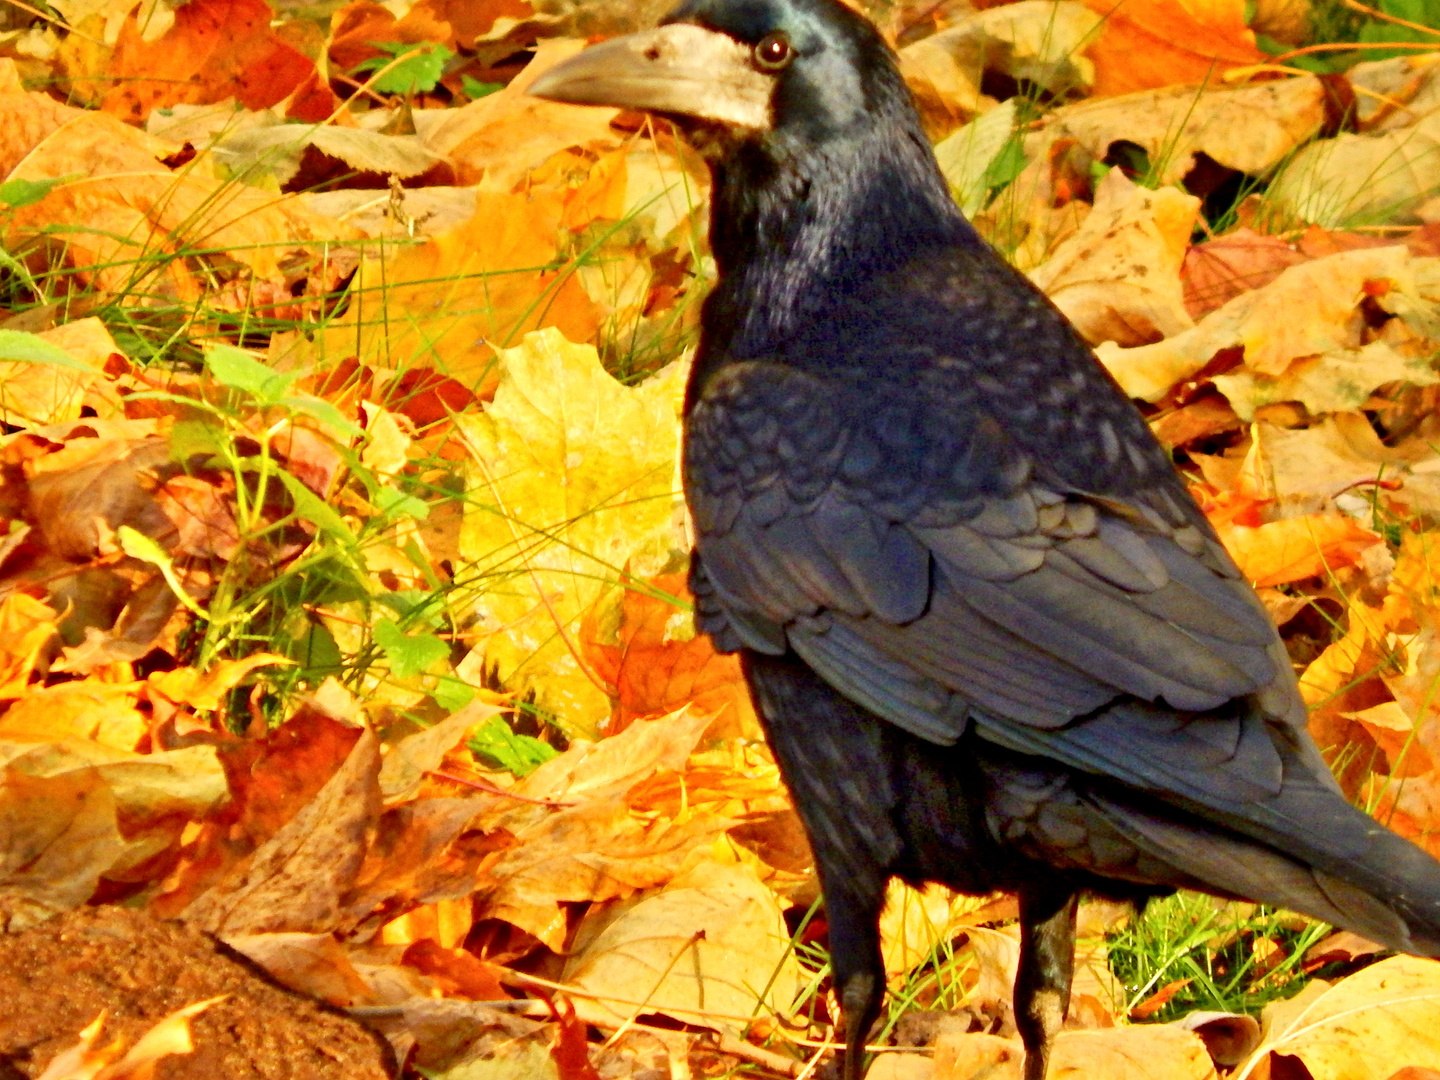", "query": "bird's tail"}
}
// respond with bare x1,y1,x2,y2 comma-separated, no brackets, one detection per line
1099,778,1440,956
